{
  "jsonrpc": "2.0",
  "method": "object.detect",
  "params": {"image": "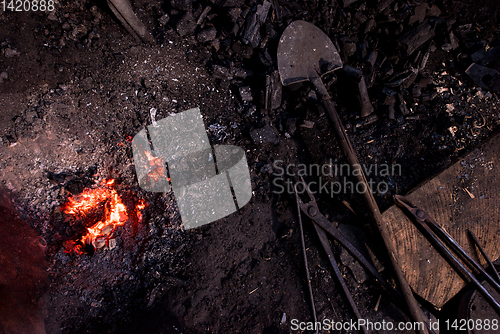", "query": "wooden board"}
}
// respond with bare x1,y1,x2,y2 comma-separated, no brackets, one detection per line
383,133,500,308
